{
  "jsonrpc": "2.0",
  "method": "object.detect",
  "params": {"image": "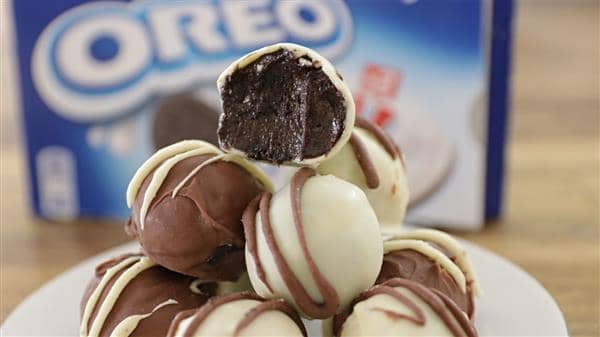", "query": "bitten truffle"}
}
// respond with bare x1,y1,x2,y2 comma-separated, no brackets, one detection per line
126,140,272,281
327,278,478,337
379,229,481,318
80,254,213,337
242,167,383,319
217,43,355,166
166,292,306,337
317,117,409,230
